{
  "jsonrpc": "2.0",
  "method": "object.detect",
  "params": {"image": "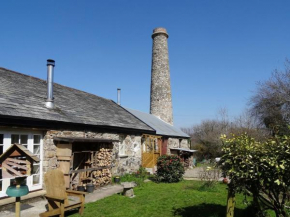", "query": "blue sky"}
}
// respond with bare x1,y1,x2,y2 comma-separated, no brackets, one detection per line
1,1,290,128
